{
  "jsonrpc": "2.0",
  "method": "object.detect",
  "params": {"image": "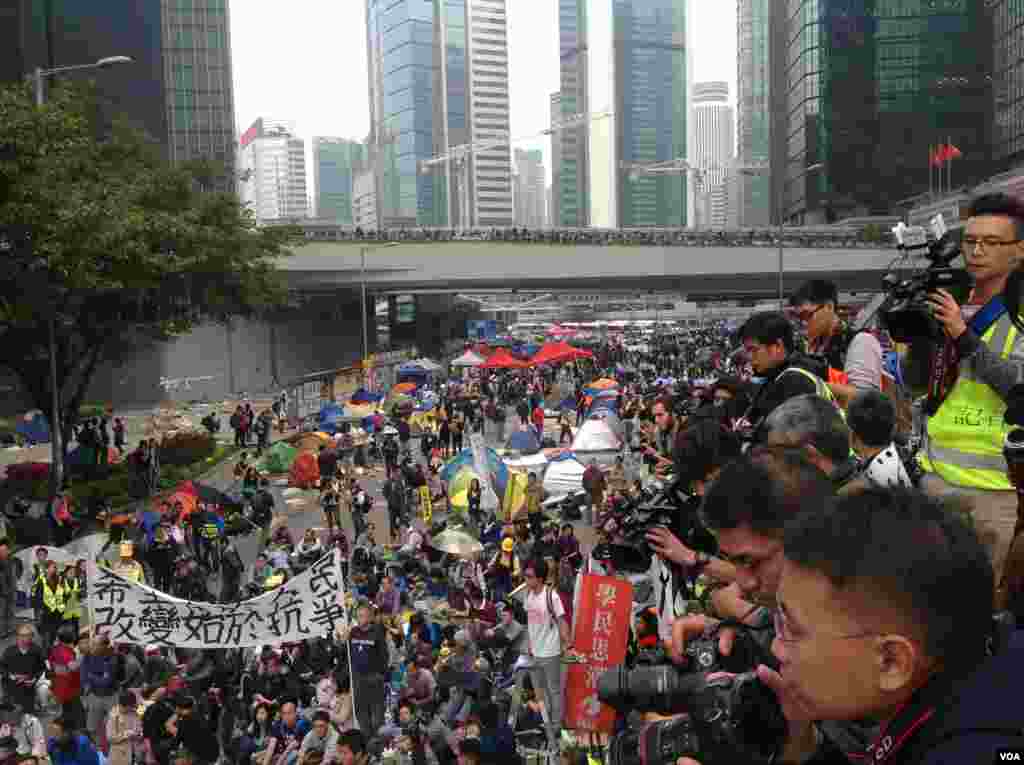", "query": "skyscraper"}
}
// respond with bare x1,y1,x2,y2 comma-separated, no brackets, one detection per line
555,0,589,227
514,148,547,228
772,1,991,223
991,0,1024,173
364,0,513,229
1,0,167,147
1,0,236,177
692,82,735,229
561,0,692,229
160,0,237,171
737,0,771,225
238,119,309,223
549,92,563,227
312,138,365,223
